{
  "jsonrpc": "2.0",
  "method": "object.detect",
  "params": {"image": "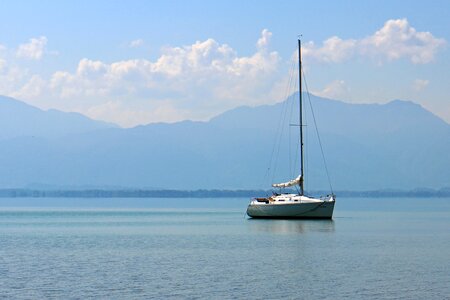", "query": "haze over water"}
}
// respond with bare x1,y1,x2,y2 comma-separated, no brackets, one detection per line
1,197,448,299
